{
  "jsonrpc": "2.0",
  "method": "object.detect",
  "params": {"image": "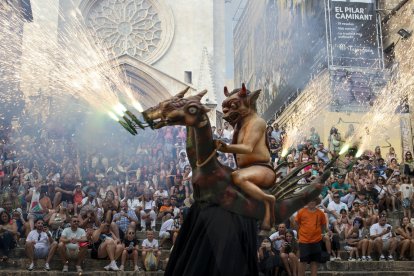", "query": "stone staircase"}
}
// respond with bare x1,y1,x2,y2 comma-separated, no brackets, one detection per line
1,211,414,275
